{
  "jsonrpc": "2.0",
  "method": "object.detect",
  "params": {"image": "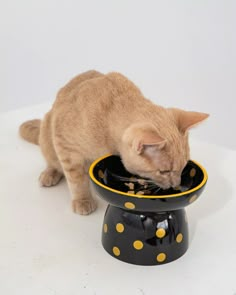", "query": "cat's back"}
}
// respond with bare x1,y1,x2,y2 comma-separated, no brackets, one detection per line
72,72,142,100
105,72,142,97
51,71,148,126
73,72,144,114
53,70,103,108
52,71,142,110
